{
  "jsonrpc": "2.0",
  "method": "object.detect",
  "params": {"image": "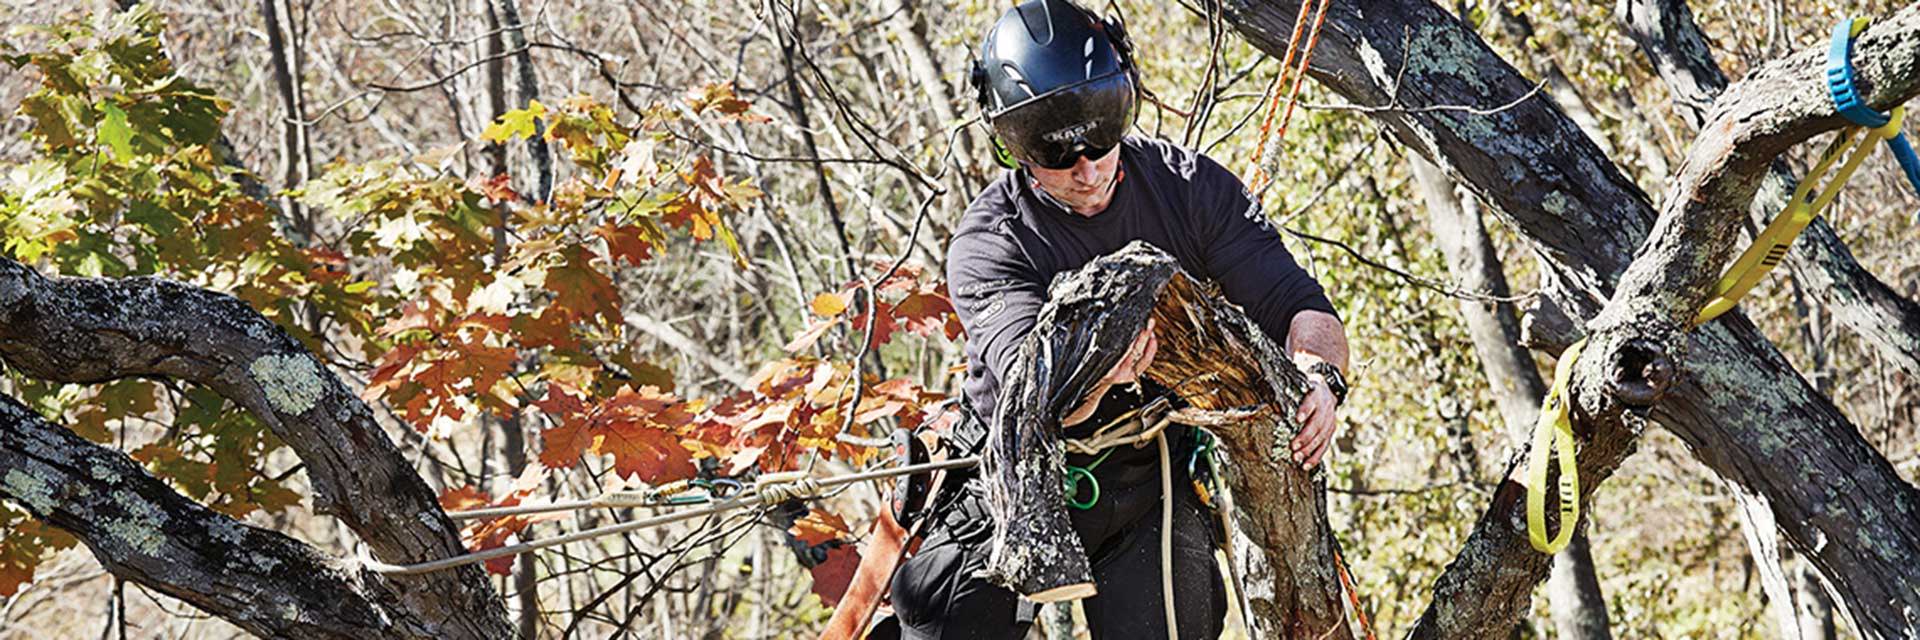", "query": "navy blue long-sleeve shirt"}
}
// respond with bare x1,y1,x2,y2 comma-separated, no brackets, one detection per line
946,137,1337,427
